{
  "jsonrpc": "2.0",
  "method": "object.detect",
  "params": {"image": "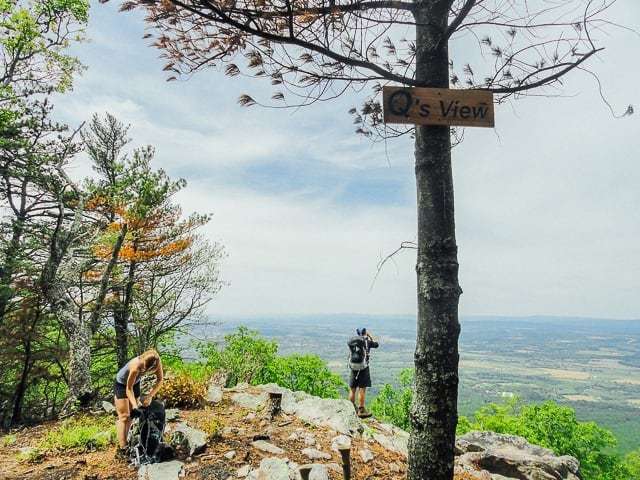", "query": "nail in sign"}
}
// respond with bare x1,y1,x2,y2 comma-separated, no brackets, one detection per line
383,86,494,128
